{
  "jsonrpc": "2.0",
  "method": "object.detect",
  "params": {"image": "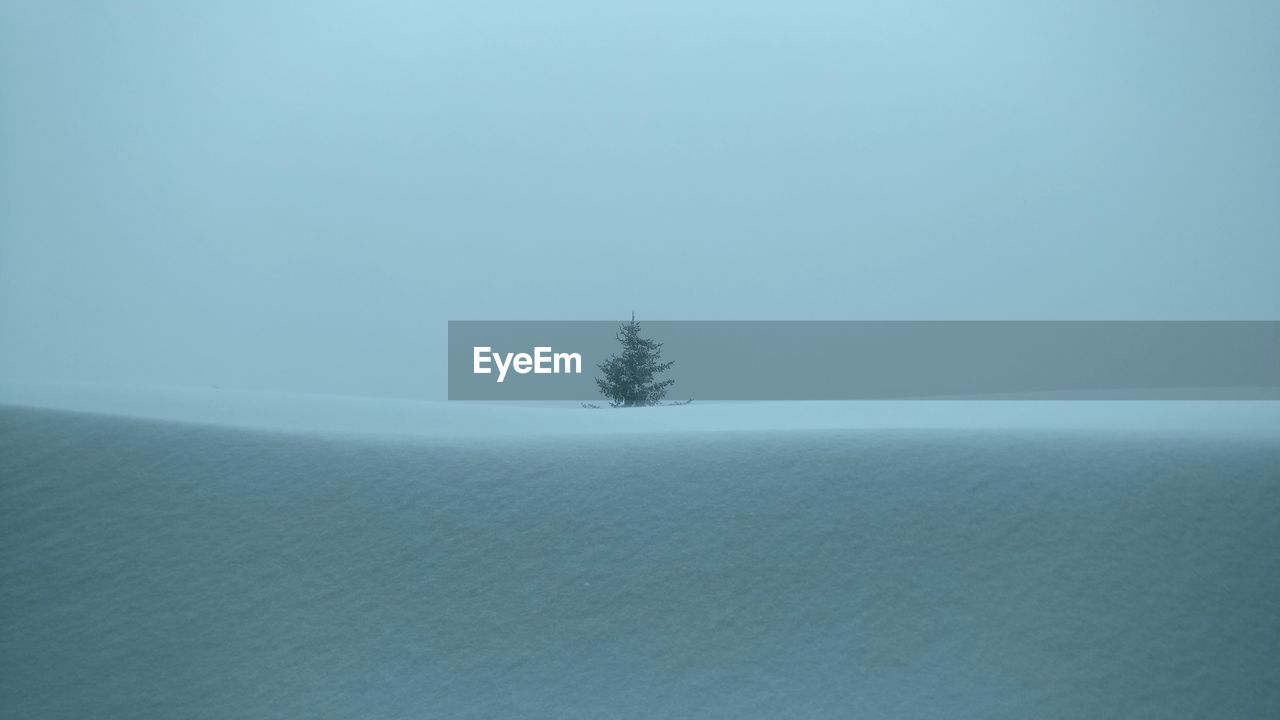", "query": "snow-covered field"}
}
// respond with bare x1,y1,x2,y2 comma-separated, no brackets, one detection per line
2,395,1278,718
3,381,1280,437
